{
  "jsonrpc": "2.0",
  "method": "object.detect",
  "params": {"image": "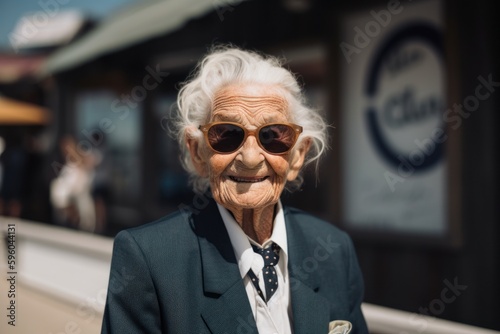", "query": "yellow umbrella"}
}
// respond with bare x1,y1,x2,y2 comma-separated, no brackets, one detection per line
0,96,50,125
